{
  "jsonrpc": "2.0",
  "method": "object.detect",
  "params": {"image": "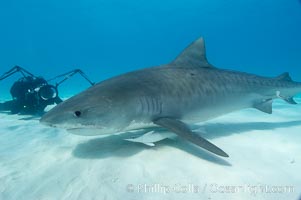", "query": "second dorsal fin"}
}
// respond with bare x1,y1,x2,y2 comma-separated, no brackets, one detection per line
171,37,213,68
276,72,292,82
